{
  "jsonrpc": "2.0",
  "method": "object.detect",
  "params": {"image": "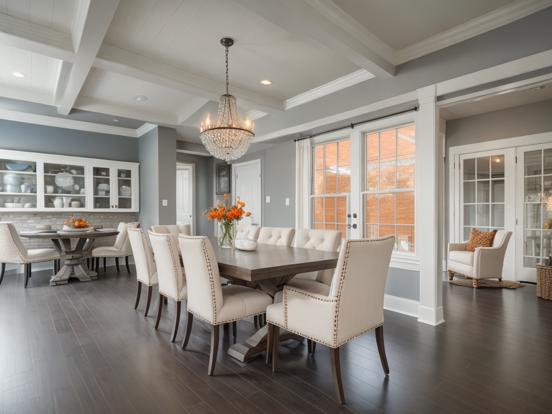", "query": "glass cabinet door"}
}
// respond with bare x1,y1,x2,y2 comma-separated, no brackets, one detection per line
116,168,133,209
93,166,111,209
0,158,37,209
43,162,86,209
